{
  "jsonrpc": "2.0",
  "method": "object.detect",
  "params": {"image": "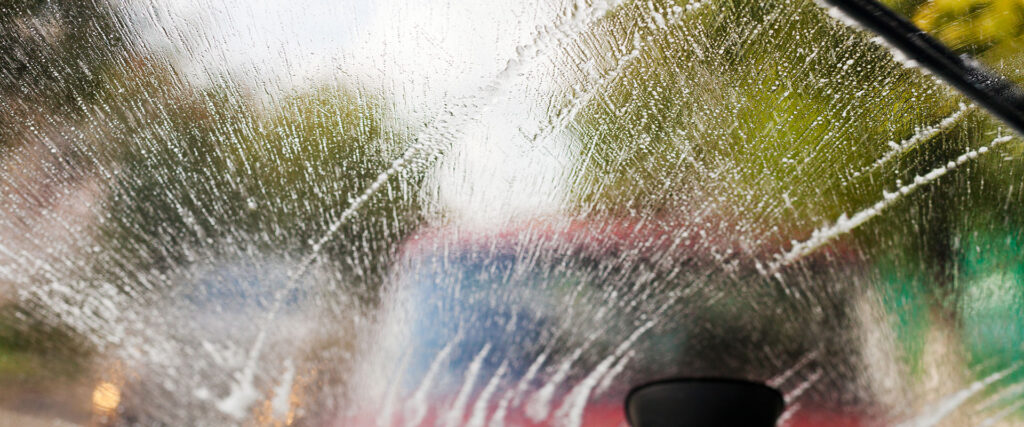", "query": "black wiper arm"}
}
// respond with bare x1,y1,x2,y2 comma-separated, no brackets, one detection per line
821,0,1024,137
